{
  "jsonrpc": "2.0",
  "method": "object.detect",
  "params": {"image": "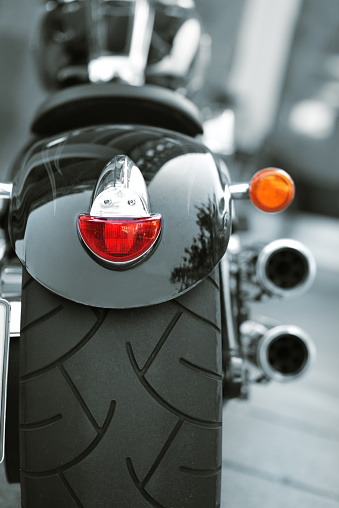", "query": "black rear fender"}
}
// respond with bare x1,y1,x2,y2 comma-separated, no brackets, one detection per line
9,125,231,308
